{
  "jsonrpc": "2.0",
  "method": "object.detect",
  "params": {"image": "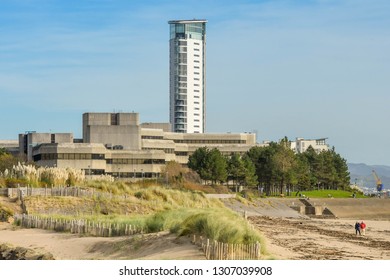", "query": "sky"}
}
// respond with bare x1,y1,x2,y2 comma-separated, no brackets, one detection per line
0,0,389,166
